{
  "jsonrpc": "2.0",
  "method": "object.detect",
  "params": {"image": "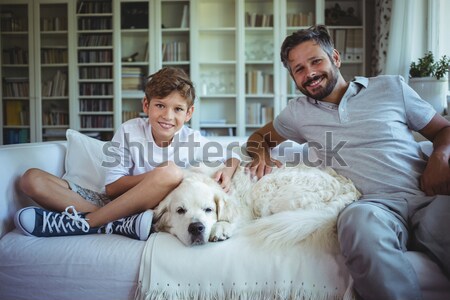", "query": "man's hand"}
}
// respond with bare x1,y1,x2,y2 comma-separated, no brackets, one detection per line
245,121,287,179
420,151,450,195
246,151,282,180
418,114,450,195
